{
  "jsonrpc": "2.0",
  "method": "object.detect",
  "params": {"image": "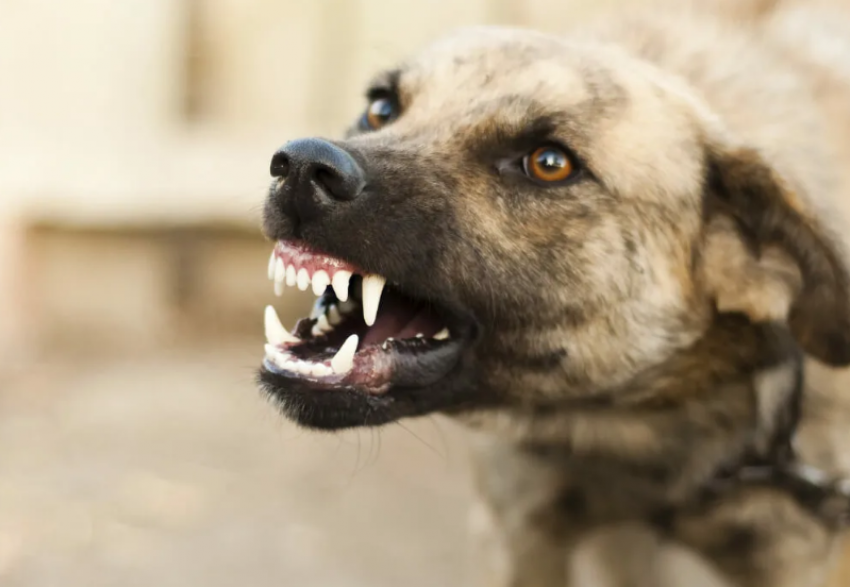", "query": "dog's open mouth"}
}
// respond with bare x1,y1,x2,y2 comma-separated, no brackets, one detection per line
262,241,468,395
